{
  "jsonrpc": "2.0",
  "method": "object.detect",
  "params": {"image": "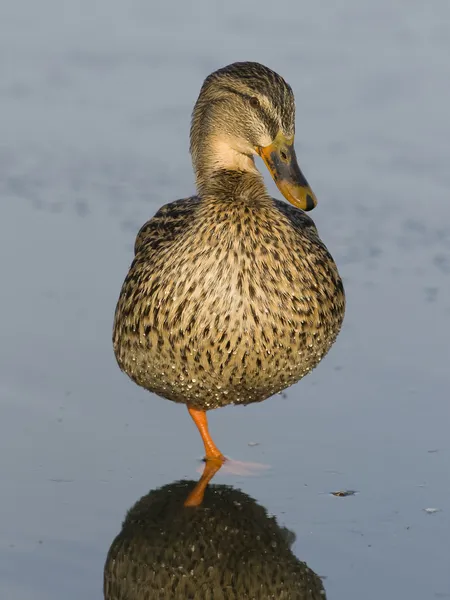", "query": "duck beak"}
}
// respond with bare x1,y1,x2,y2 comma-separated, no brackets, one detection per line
257,132,317,211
